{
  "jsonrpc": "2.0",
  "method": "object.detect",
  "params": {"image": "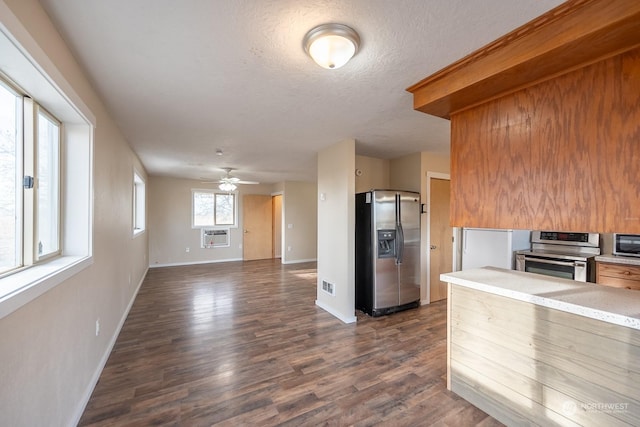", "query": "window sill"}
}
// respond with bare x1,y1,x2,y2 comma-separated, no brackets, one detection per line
133,228,146,238
0,255,93,320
